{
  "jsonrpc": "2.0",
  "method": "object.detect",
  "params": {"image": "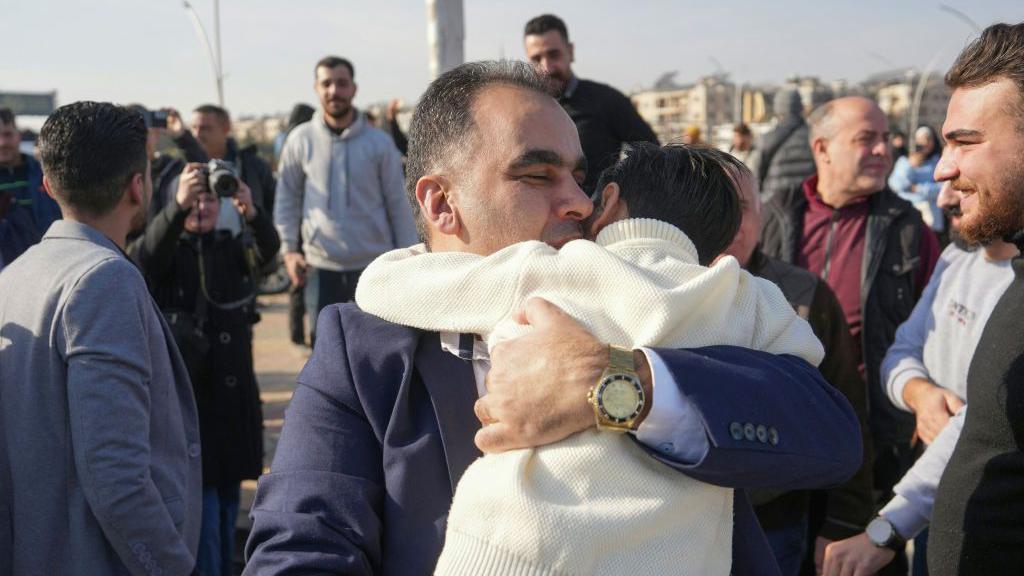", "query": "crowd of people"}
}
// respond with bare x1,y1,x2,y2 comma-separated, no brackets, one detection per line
0,12,1023,576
